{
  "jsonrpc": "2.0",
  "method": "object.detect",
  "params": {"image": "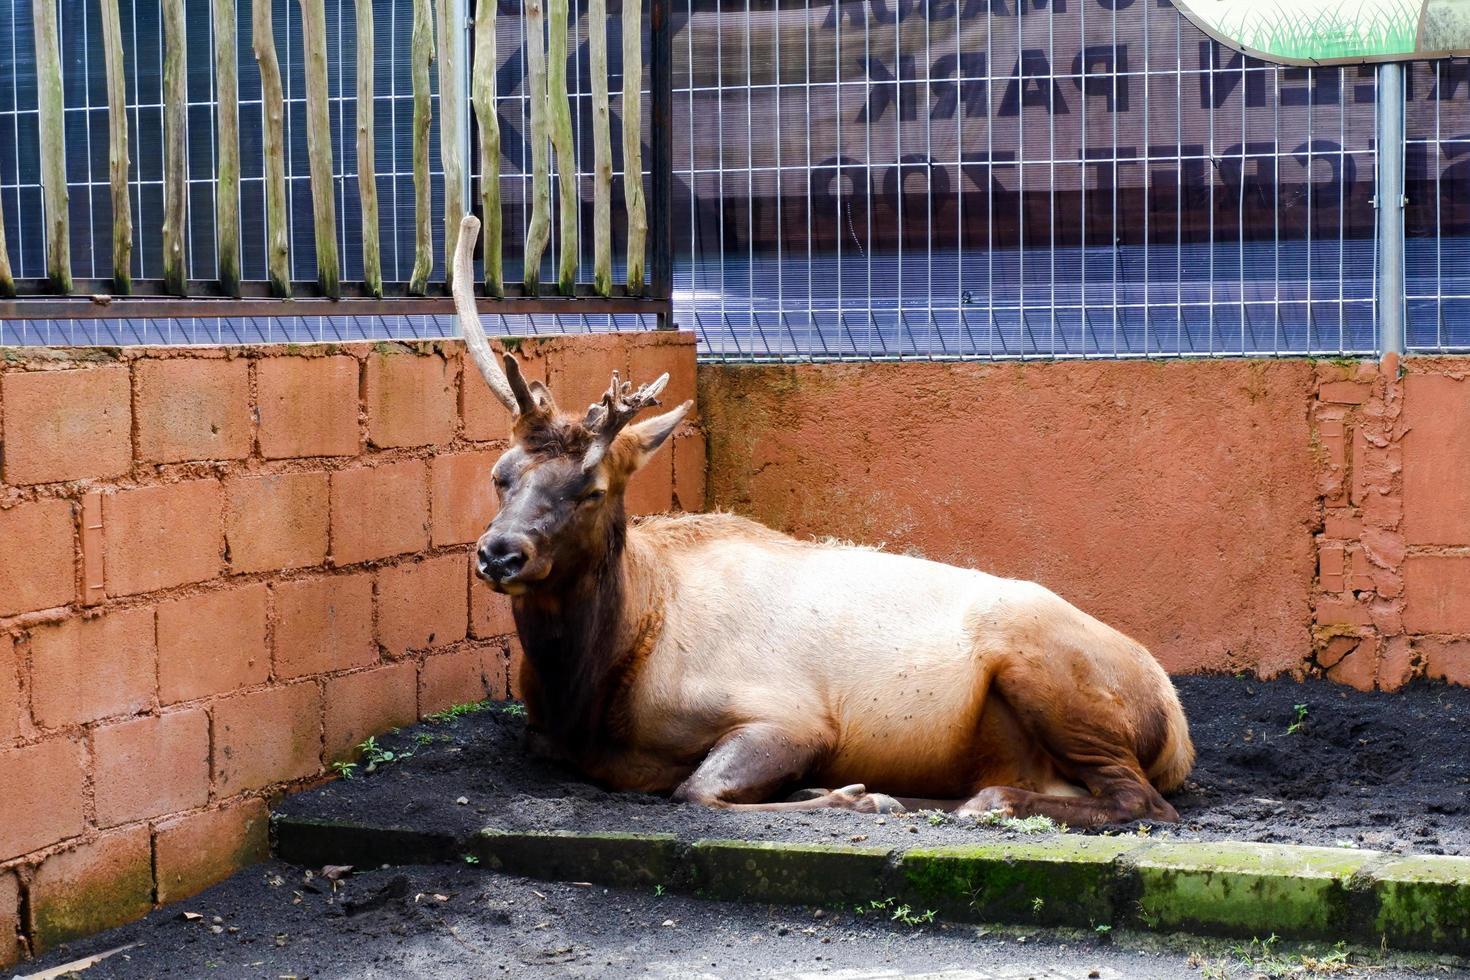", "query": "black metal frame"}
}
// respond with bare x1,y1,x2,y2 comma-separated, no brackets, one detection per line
0,0,675,330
